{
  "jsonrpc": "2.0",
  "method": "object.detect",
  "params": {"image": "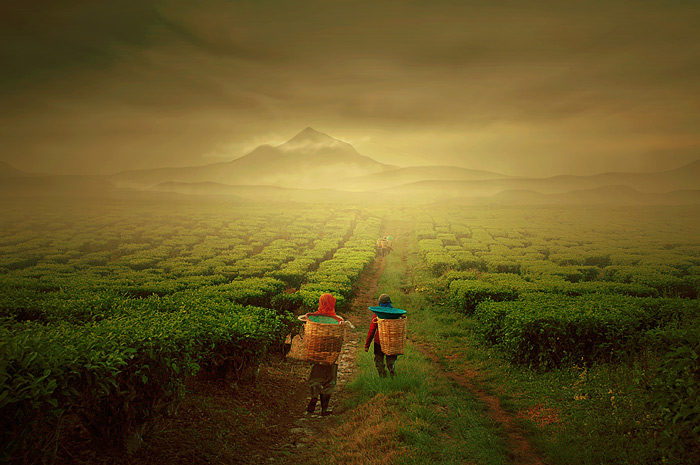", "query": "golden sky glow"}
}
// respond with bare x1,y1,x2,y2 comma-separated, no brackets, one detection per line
1,0,699,177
